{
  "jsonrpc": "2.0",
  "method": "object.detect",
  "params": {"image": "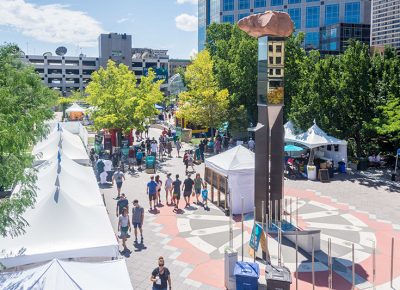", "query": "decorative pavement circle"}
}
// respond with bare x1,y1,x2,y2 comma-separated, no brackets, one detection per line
151,187,400,289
